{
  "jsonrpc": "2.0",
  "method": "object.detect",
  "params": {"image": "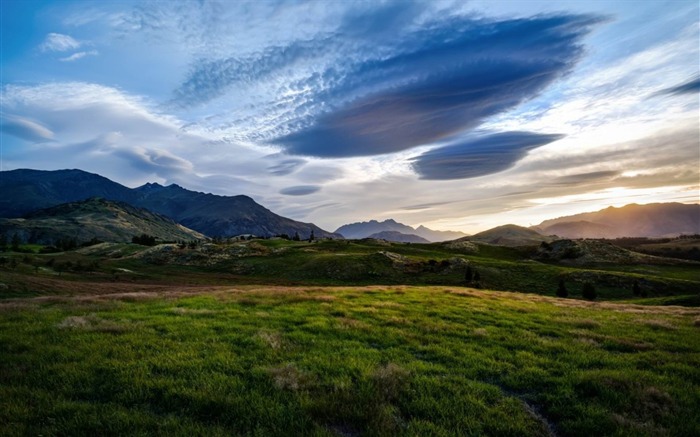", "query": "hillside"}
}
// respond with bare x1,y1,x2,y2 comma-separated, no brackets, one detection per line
462,224,553,247
336,219,467,242
0,198,205,244
0,169,339,239
533,239,682,265
534,203,700,238
367,231,430,243
538,220,616,239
